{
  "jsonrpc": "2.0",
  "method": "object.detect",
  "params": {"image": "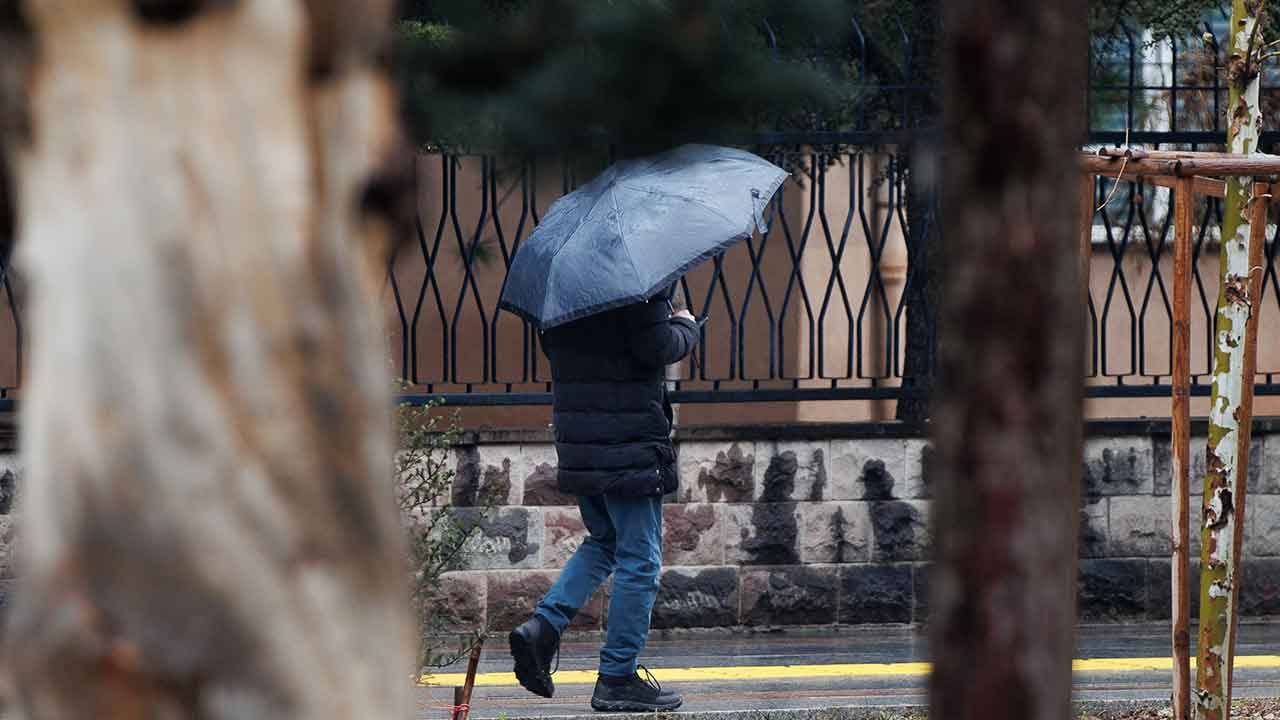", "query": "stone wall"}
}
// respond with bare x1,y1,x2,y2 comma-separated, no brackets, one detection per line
1,423,1279,633
437,423,1280,633
0,453,19,617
